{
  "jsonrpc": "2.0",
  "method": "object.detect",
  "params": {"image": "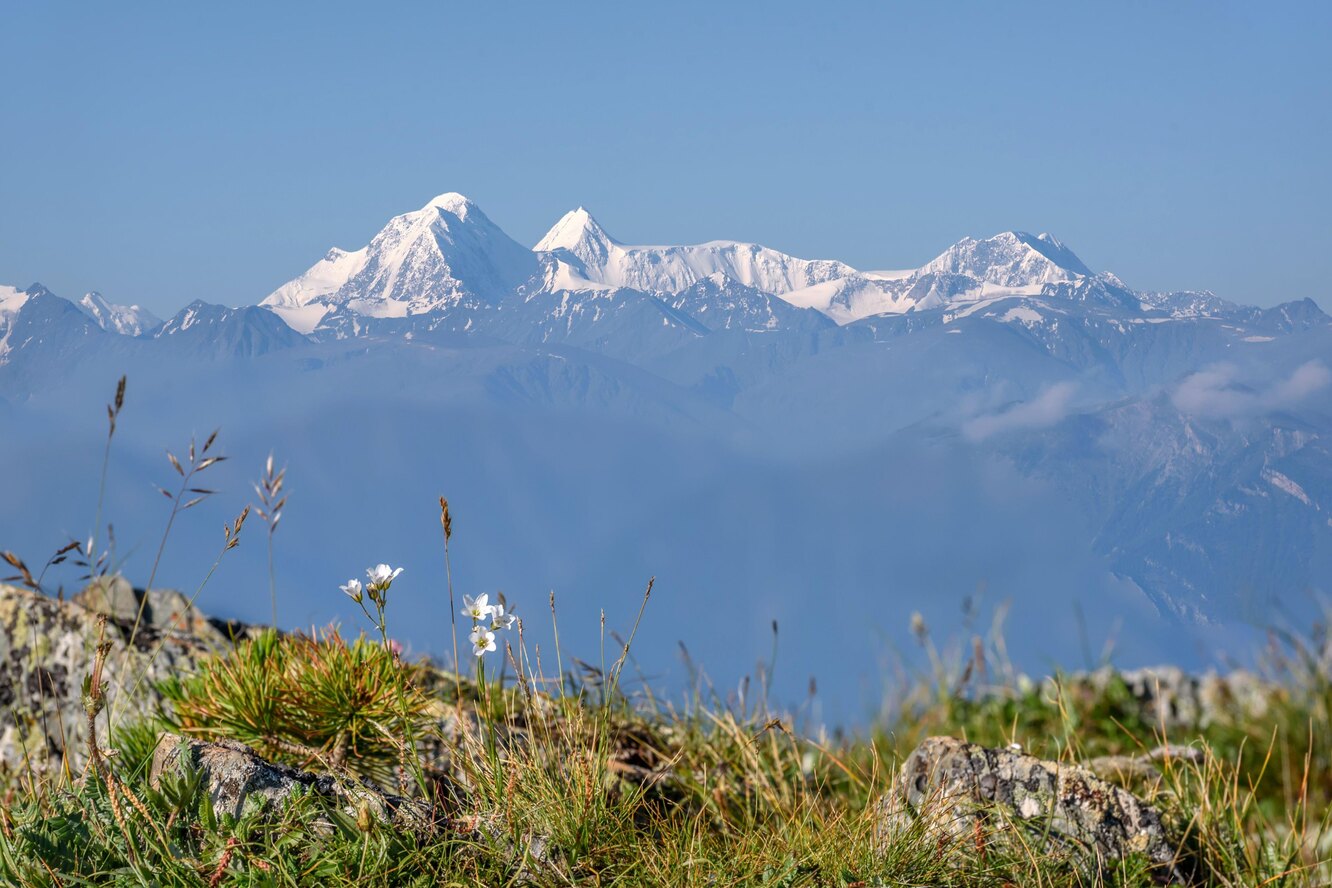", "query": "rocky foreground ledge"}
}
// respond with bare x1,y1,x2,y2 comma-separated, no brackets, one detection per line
0,580,1284,881
0,578,258,775
147,729,1190,881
